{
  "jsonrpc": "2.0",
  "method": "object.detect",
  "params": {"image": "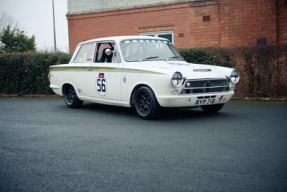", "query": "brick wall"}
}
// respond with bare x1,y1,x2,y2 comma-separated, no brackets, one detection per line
67,0,287,96
189,0,221,47
189,0,279,47
278,0,287,45
67,0,287,52
67,2,191,52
